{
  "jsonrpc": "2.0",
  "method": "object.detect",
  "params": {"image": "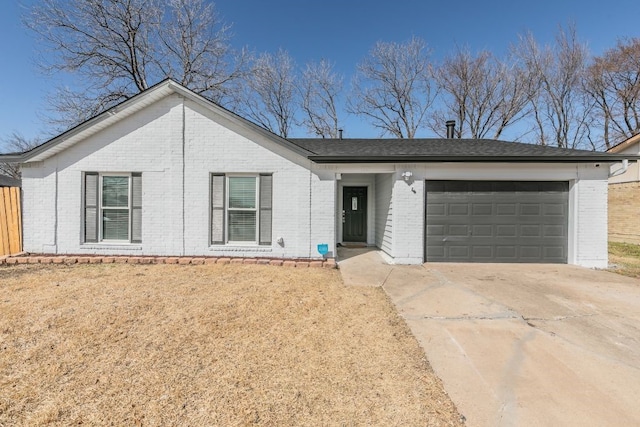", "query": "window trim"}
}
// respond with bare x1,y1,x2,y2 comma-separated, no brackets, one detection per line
83,172,141,244
226,174,259,245
210,173,272,246
100,173,132,243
